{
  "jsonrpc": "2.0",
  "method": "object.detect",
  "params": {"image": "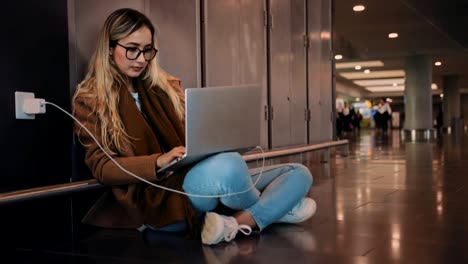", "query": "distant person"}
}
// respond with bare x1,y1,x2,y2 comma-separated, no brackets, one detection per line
354,109,363,132
375,98,392,133
336,98,345,138
342,102,353,132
